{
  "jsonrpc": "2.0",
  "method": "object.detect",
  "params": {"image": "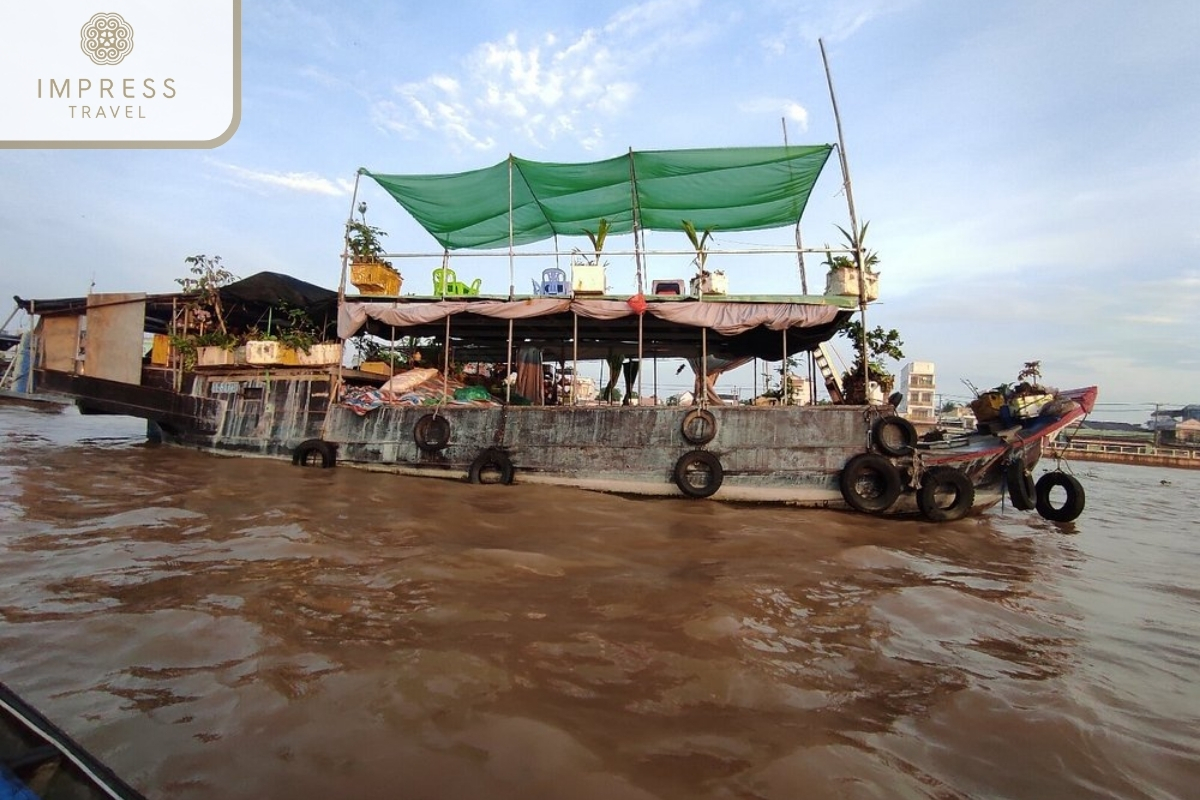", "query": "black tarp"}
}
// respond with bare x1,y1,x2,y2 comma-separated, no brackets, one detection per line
18,272,339,337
